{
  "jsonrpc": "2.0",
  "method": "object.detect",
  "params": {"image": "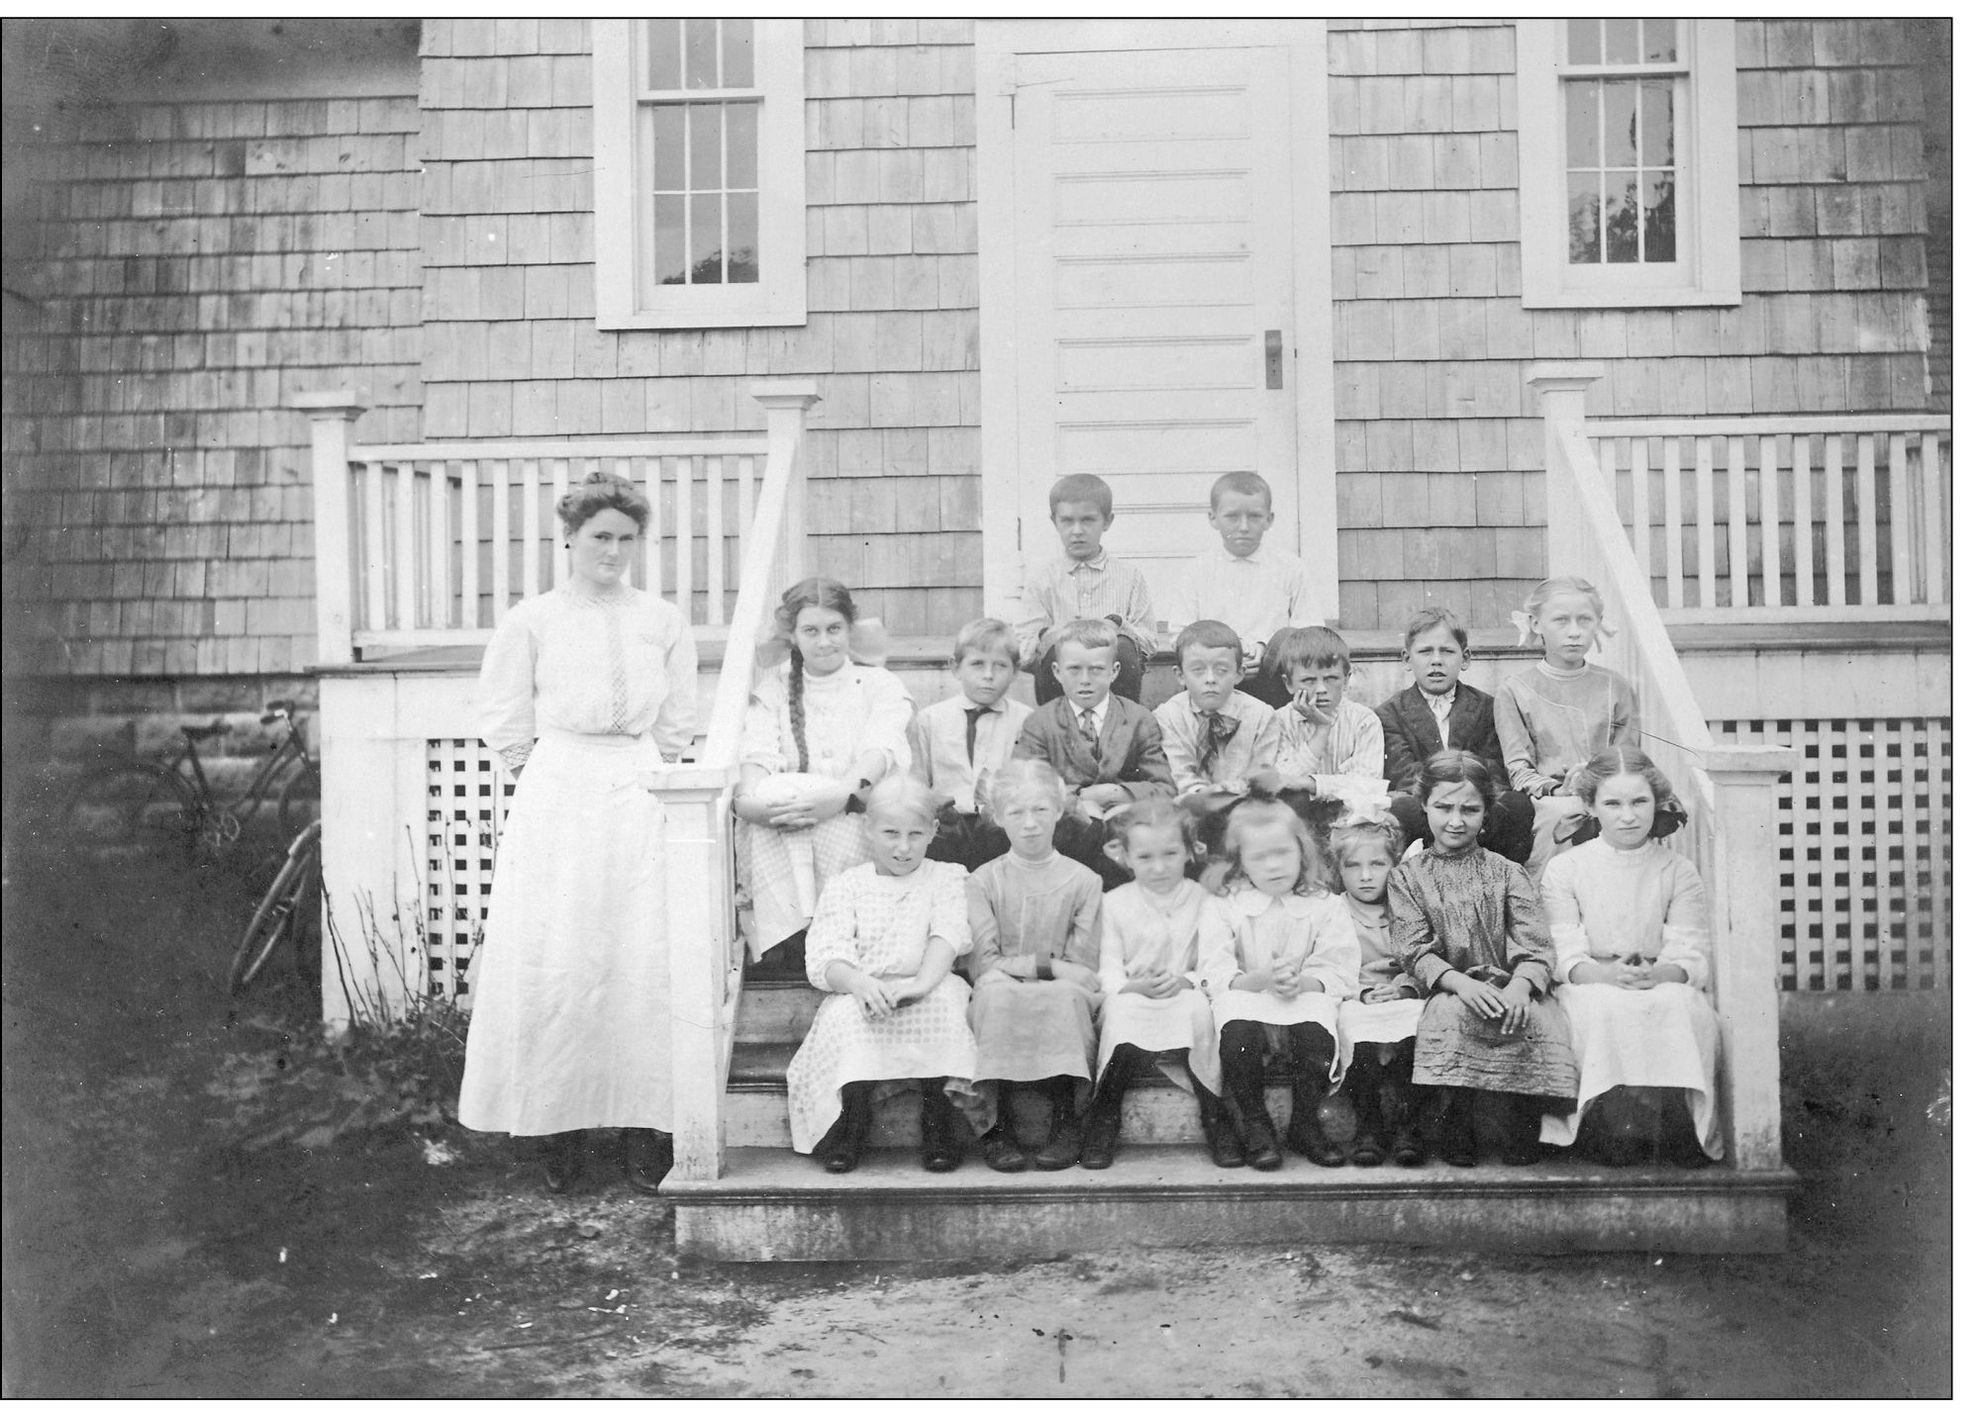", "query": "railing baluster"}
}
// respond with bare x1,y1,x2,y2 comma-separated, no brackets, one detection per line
736,454,756,625
1919,432,1945,602
1856,433,1880,607
1791,435,1815,608
393,461,418,631
1694,436,1716,610
643,457,664,593
427,462,451,629
489,460,511,623
550,459,570,586
363,462,388,632
1662,436,1686,609
1758,436,1783,608
1725,437,1749,609
1823,434,1847,606
706,456,727,628
460,459,480,630
521,459,543,599
1629,438,1653,600
1887,433,1914,606
674,455,695,616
